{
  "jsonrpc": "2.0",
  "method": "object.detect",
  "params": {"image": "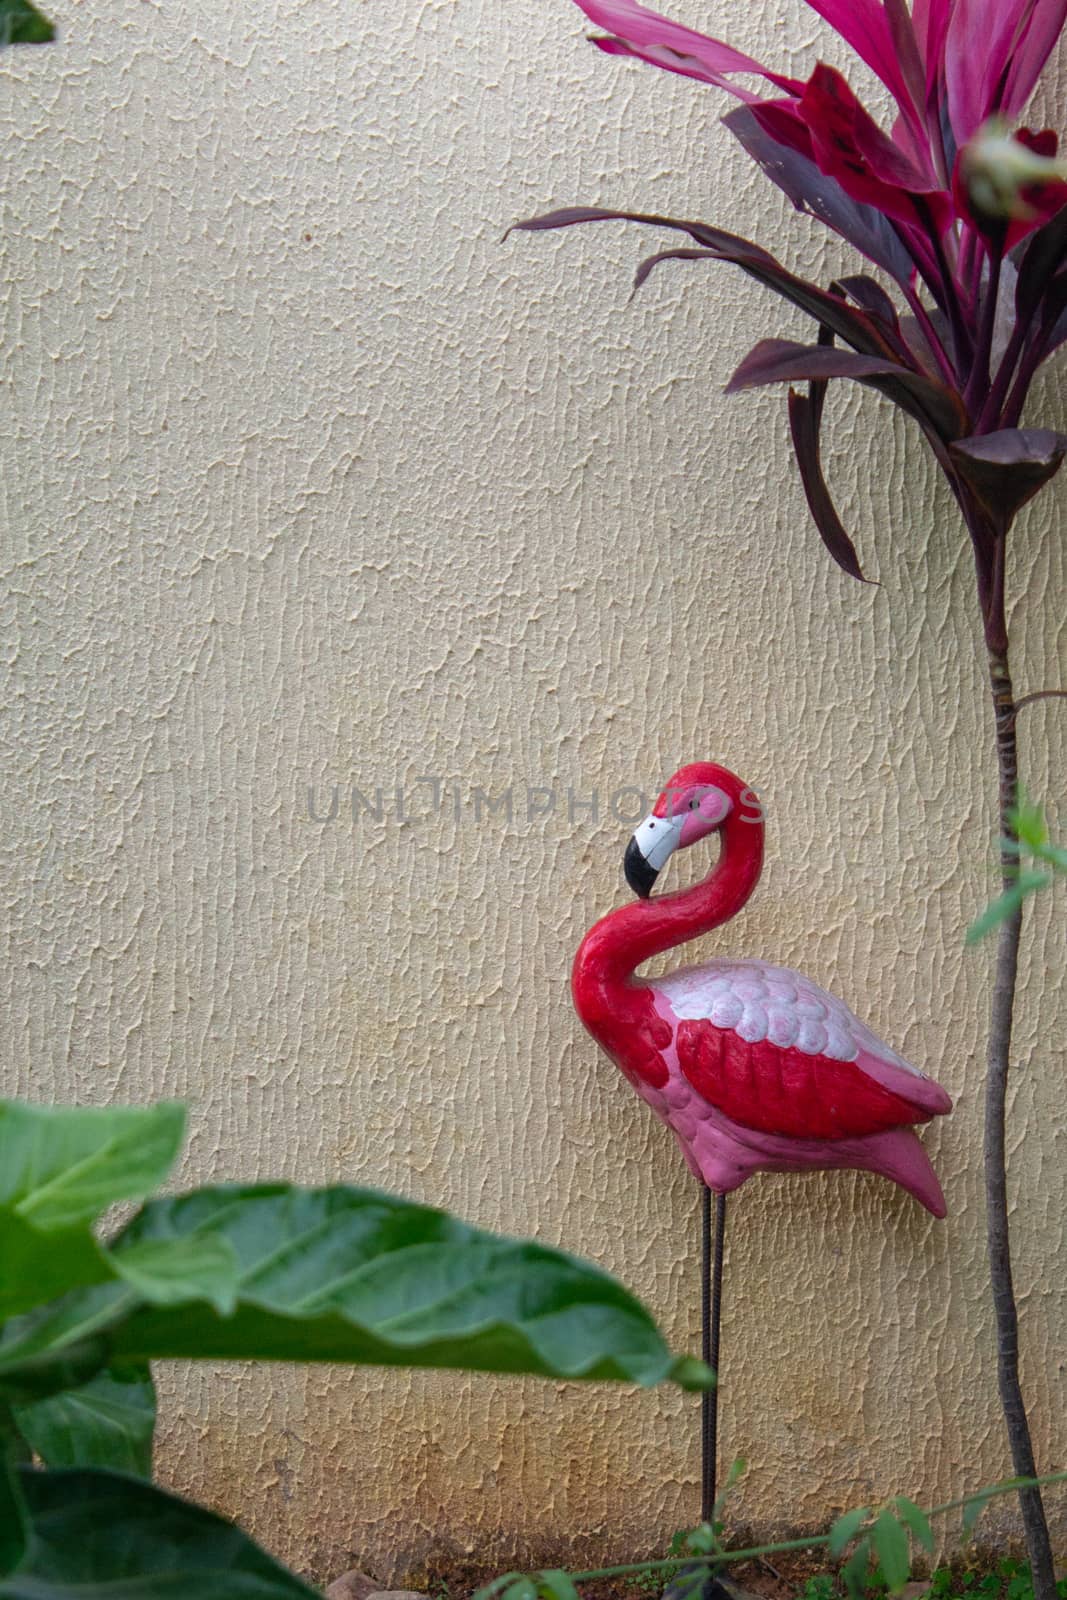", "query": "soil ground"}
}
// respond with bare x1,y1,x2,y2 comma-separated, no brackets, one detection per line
402,1541,1024,1600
